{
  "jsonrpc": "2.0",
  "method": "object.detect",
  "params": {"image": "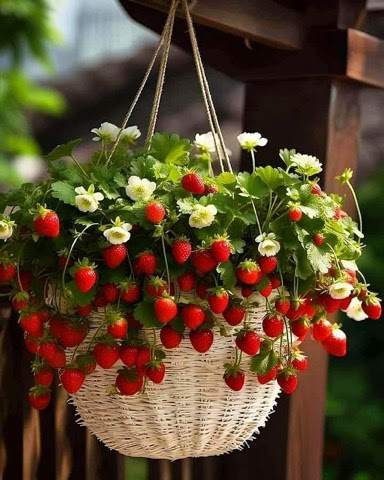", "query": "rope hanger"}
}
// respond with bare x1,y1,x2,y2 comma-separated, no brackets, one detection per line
107,0,233,173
